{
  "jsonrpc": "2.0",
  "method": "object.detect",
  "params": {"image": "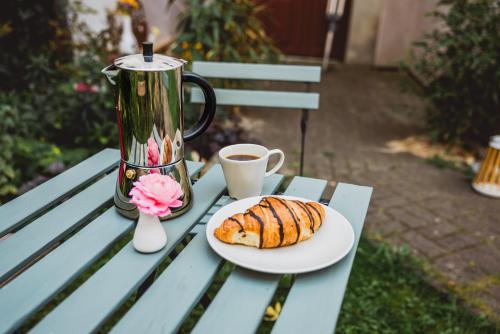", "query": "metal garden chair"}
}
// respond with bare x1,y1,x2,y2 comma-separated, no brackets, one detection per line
190,61,321,175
